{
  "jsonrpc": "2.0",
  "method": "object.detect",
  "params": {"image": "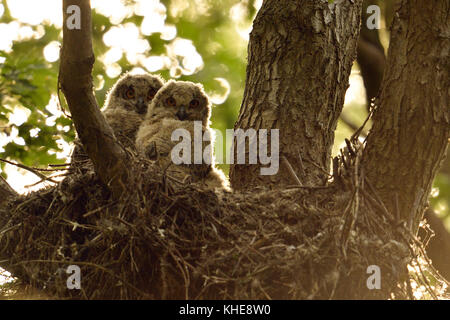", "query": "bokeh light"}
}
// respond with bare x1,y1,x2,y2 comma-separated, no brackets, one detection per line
43,41,60,63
